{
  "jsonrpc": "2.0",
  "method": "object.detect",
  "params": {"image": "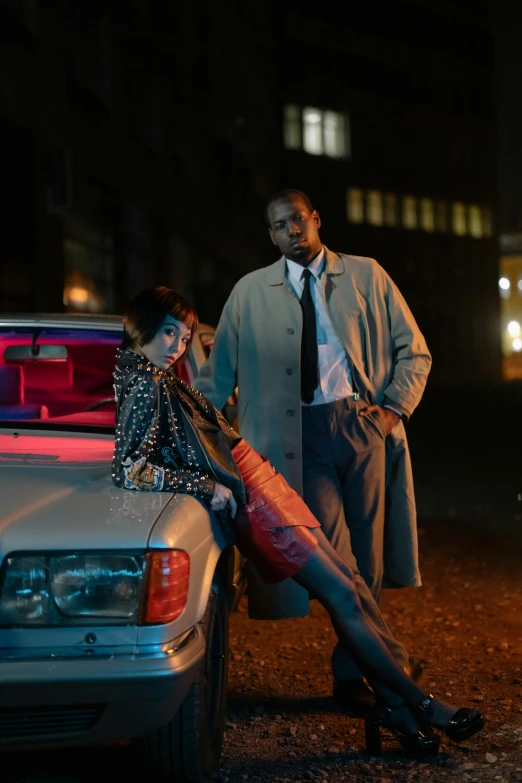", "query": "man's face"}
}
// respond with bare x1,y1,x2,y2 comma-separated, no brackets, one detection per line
267,195,322,265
